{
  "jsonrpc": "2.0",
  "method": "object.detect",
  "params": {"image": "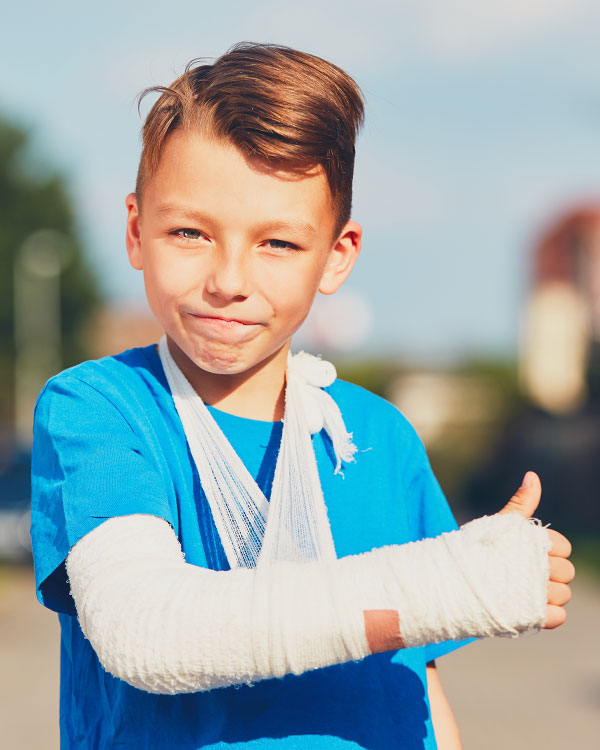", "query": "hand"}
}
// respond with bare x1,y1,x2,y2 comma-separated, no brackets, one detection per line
498,471,575,629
